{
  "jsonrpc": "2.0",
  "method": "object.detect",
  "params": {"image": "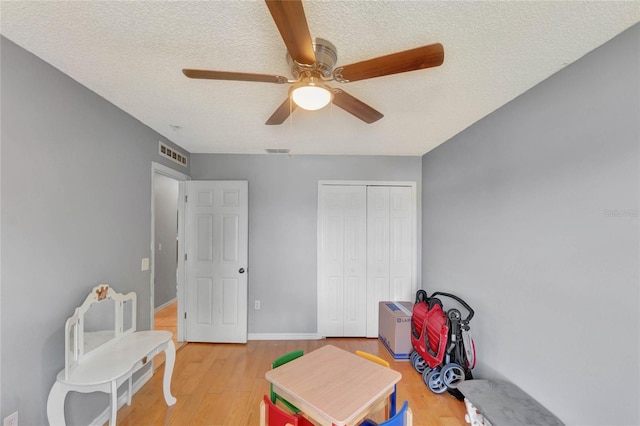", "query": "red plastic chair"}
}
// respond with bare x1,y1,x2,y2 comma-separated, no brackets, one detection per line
260,395,315,426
